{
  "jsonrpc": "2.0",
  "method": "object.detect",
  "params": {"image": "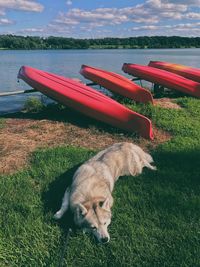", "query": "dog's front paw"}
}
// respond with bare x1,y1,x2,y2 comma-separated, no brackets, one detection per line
53,211,63,220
